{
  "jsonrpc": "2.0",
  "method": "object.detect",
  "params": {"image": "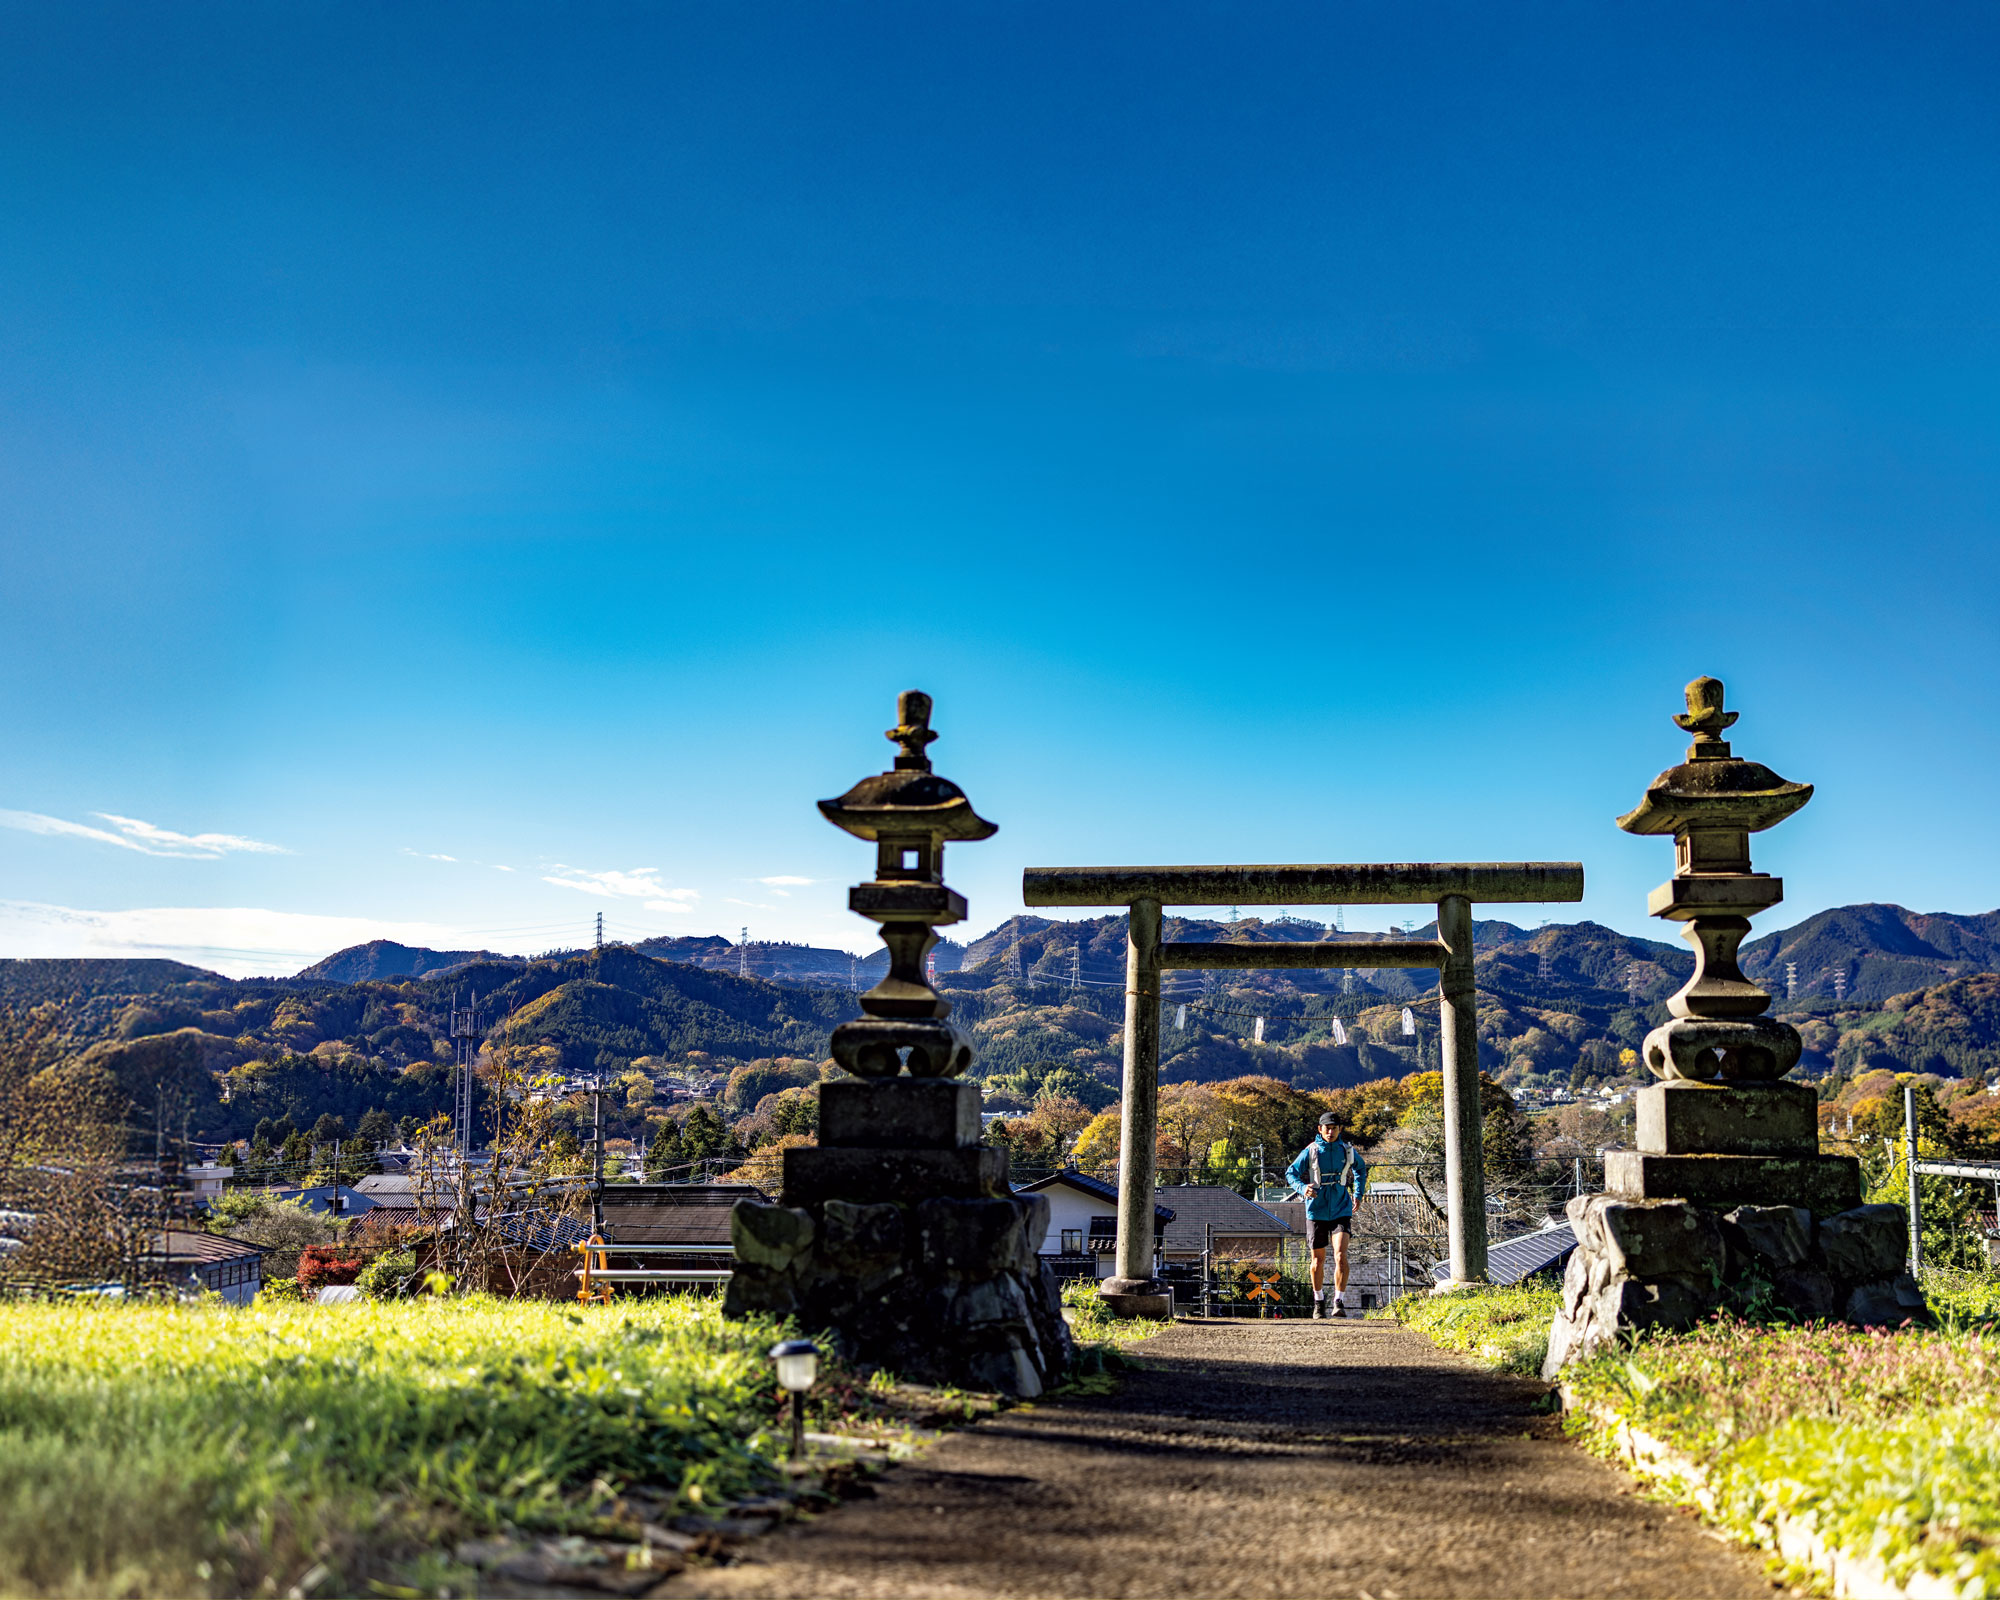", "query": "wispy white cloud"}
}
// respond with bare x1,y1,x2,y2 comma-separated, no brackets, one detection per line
0,809,287,860
542,865,700,912
0,900,462,980
725,897,778,912
491,864,515,873
400,848,458,863
759,876,814,887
